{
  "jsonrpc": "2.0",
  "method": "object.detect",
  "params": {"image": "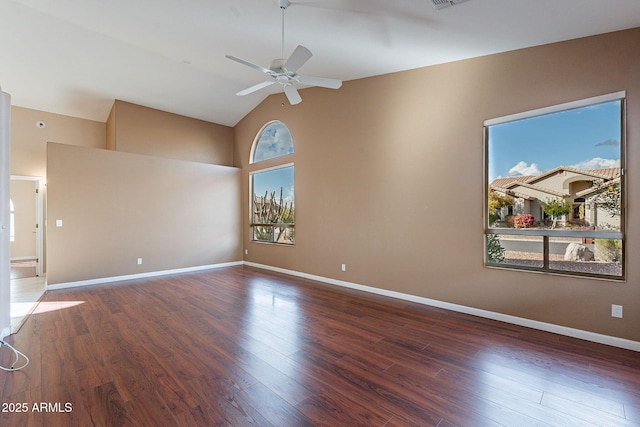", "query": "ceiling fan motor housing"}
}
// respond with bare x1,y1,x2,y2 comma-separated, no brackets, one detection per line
269,59,288,73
